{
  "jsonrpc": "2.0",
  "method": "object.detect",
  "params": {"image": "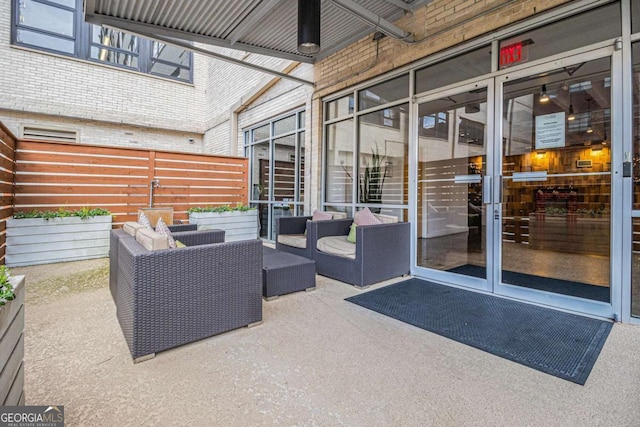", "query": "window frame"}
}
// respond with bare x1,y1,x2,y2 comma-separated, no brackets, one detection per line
11,0,193,83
